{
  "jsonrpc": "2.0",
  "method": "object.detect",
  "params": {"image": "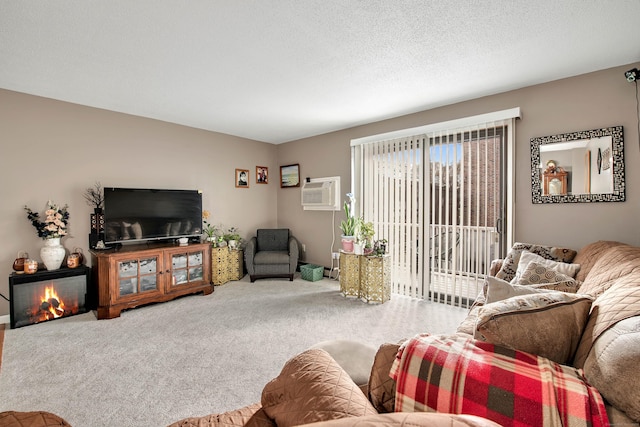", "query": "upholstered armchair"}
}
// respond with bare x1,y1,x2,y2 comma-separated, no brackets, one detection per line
245,229,299,282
